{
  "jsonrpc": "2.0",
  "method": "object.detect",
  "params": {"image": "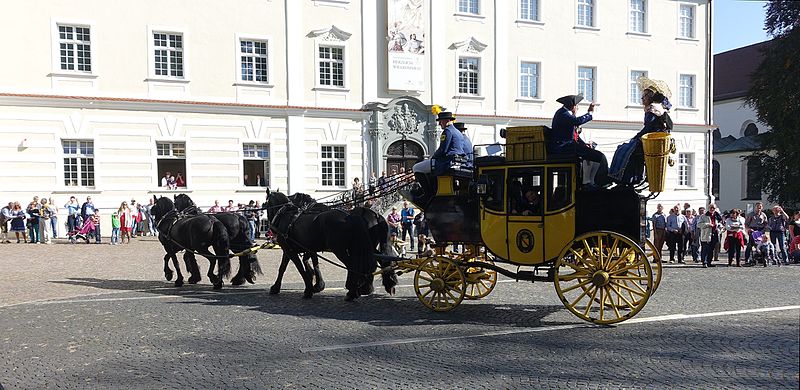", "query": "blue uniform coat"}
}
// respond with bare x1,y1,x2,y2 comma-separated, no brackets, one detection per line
550,107,593,151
